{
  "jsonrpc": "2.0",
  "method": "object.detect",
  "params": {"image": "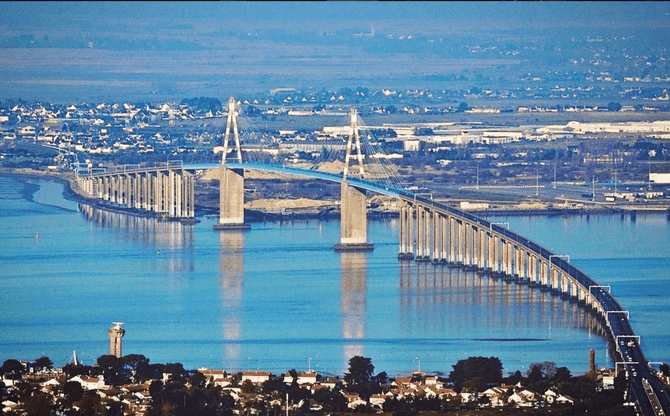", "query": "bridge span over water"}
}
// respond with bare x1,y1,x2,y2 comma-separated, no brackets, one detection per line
74,97,668,416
